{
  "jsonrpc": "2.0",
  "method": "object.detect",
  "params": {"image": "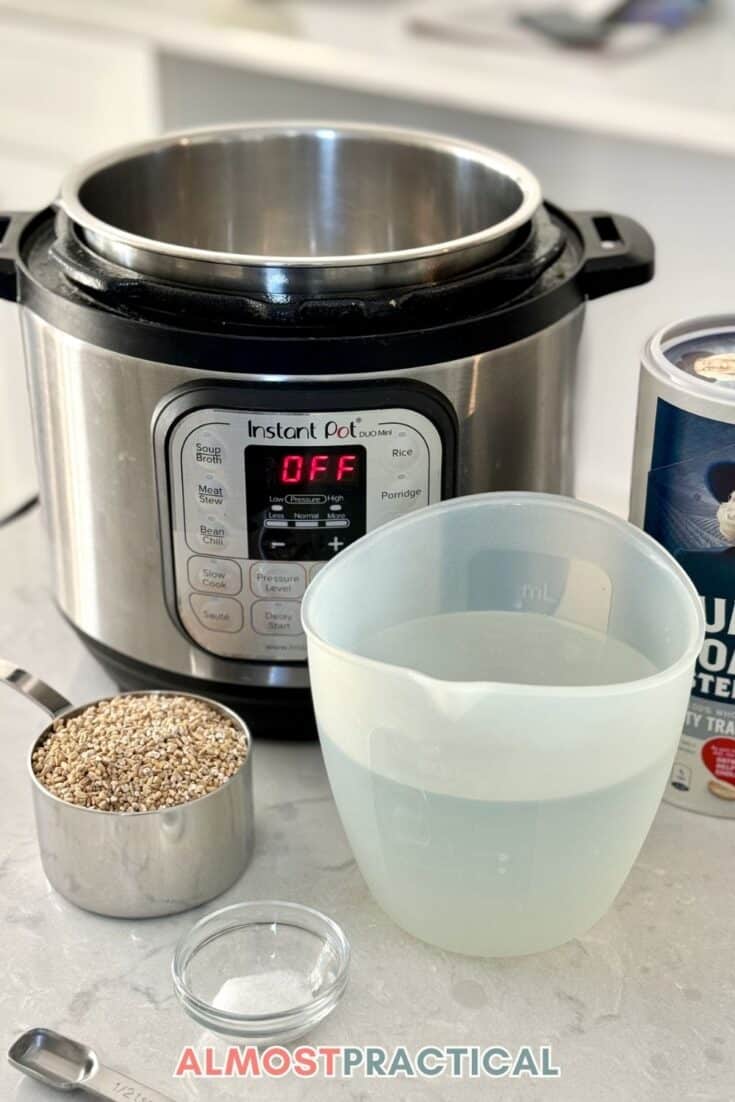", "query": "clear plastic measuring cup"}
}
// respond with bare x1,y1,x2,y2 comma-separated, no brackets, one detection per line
302,493,704,957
